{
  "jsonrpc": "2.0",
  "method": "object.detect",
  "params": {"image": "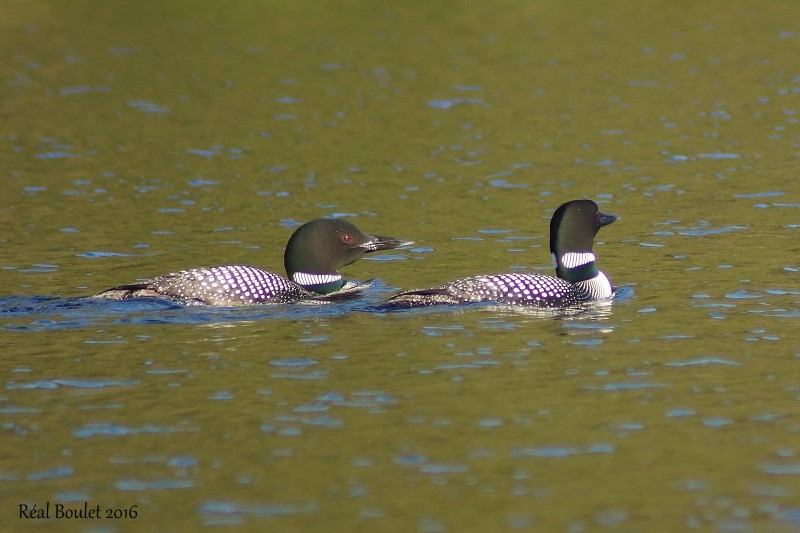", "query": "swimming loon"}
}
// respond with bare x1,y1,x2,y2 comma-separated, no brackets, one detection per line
384,199,618,309
93,218,413,306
